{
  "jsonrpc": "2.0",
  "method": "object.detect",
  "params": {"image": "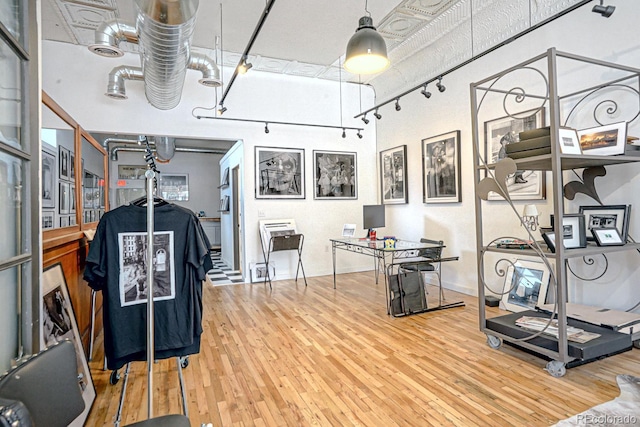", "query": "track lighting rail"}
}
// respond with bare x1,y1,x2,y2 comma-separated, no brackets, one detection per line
196,115,364,135
354,0,592,120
